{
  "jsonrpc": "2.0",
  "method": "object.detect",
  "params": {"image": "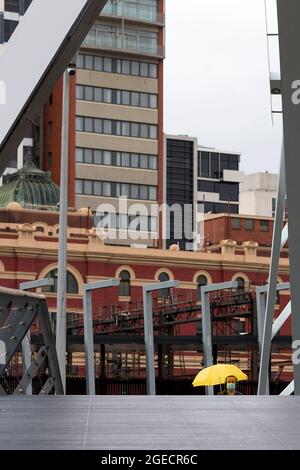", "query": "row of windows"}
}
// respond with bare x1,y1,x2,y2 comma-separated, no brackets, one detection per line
199,202,239,215
199,151,239,179
76,148,157,170
75,179,157,201
231,218,270,232
198,180,239,202
94,213,157,232
77,54,158,78
38,267,279,305
76,116,157,140
119,272,246,299
76,84,158,109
